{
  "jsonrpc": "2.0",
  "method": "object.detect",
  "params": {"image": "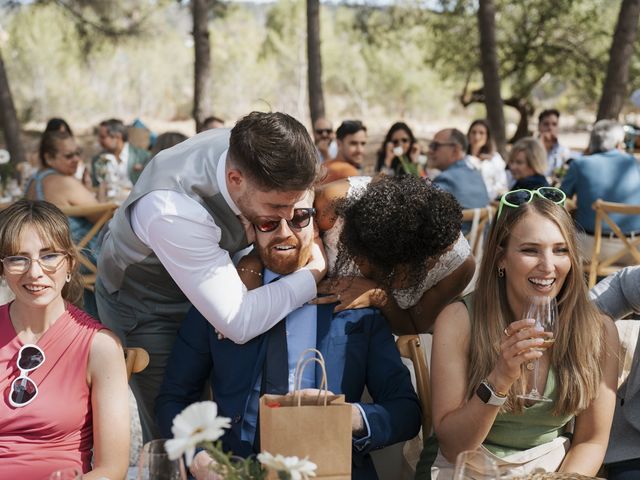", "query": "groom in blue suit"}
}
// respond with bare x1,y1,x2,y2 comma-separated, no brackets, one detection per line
156,191,421,479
